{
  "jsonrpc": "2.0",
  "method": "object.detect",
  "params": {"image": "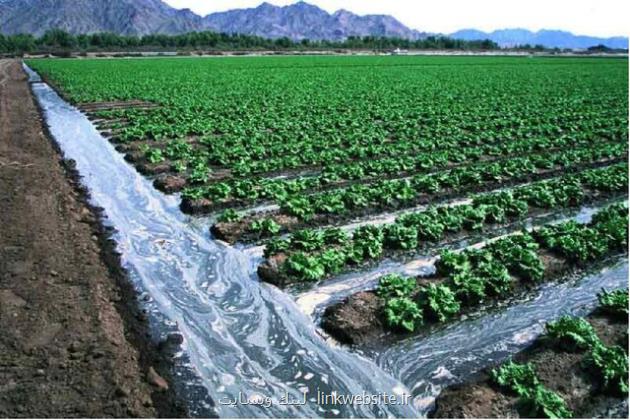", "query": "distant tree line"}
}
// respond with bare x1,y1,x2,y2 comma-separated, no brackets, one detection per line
0,29,502,55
